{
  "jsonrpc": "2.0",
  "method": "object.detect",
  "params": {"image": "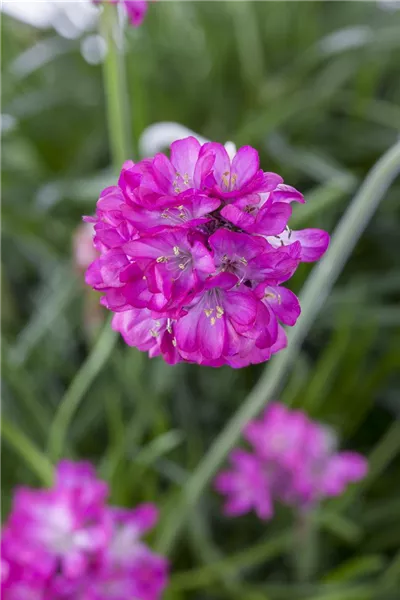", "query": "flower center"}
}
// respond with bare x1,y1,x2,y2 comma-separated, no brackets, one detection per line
220,254,248,282
161,204,189,224
173,172,190,194
202,289,225,326
221,171,238,191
